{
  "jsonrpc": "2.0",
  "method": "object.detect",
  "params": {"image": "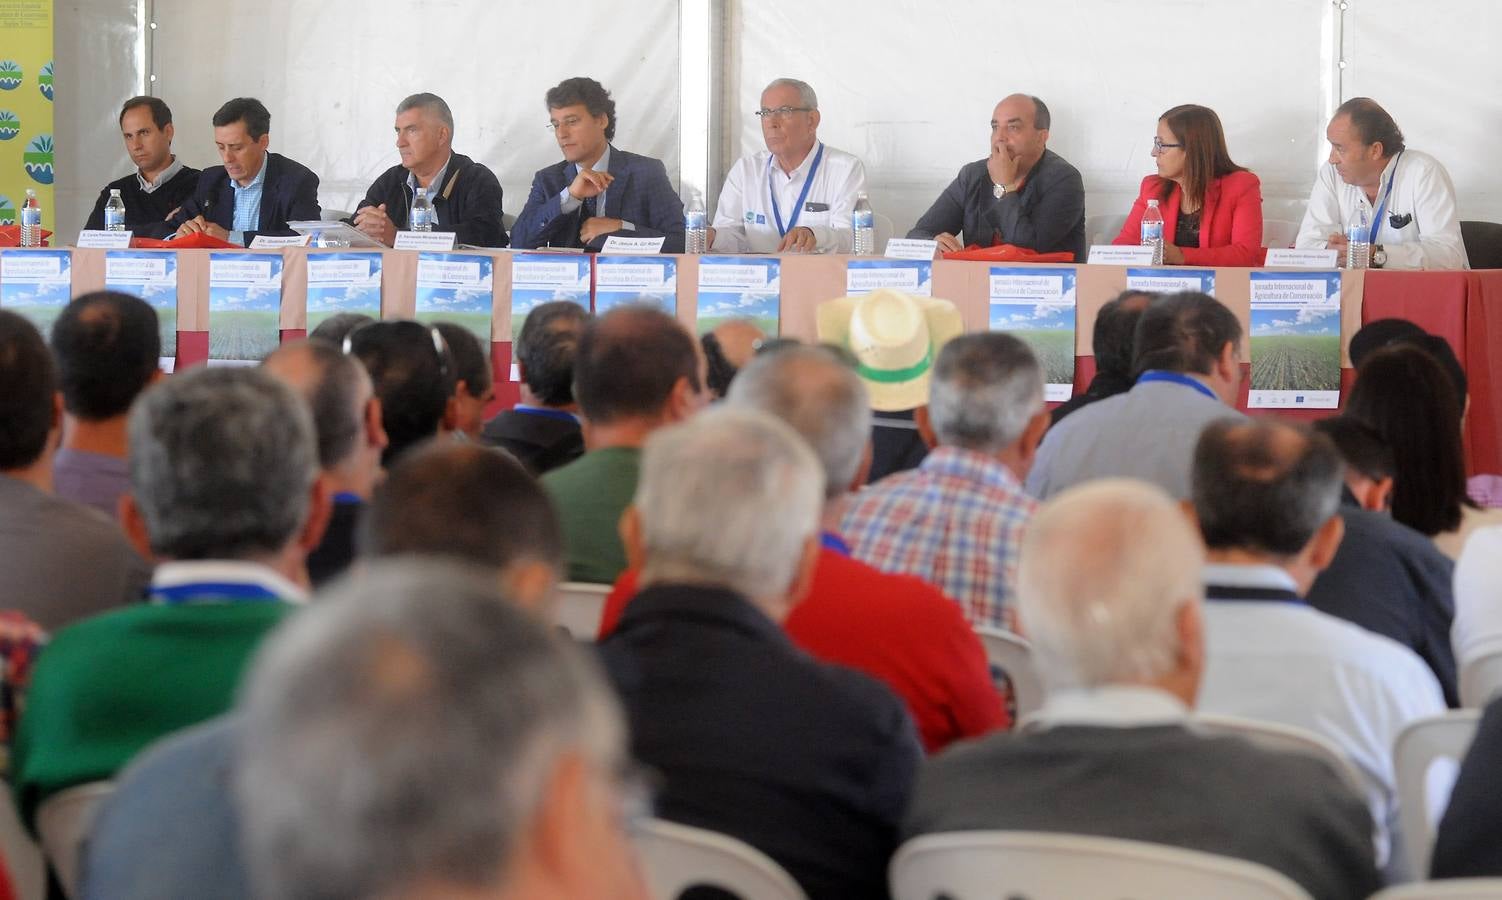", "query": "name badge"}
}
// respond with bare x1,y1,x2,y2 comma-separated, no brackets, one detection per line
884,238,938,260
76,229,133,249
803,202,830,213
248,234,311,248
394,231,457,251
1087,245,1156,265
601,235,666,254
1264,248,1339,268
